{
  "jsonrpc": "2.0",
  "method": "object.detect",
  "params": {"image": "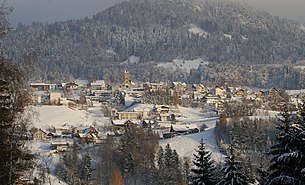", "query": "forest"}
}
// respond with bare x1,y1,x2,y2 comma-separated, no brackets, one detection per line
3,0,305,89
